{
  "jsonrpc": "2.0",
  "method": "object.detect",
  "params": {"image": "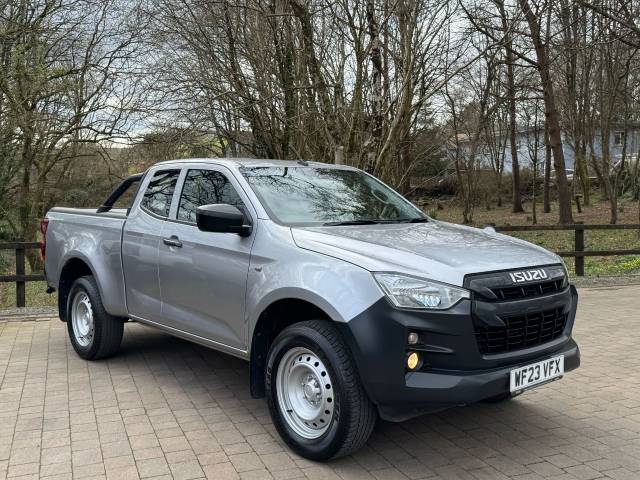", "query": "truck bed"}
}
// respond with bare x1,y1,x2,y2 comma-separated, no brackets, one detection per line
48,207,129,218
45,207,129,317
